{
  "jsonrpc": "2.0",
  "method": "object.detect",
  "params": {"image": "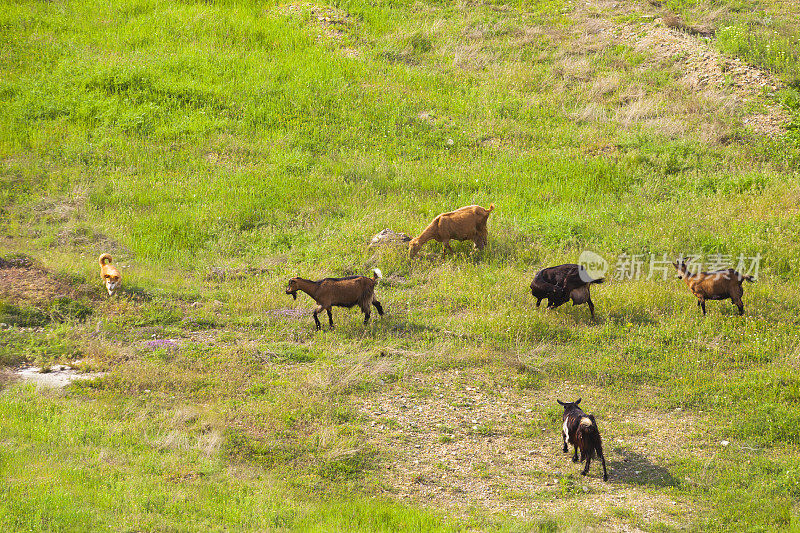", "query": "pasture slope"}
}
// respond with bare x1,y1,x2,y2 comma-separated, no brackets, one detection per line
2,0,800,530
